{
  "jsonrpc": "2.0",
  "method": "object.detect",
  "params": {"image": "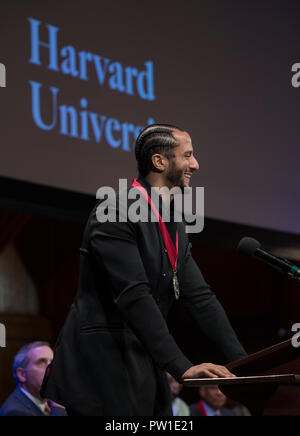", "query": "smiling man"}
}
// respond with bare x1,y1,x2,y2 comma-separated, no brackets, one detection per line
136,125,198,190
41,124,246,416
